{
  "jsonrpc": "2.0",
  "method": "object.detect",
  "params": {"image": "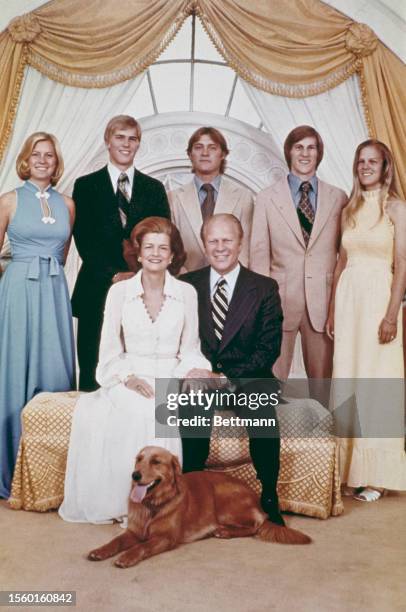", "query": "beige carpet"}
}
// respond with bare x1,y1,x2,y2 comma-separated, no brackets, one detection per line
1,494,405,612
